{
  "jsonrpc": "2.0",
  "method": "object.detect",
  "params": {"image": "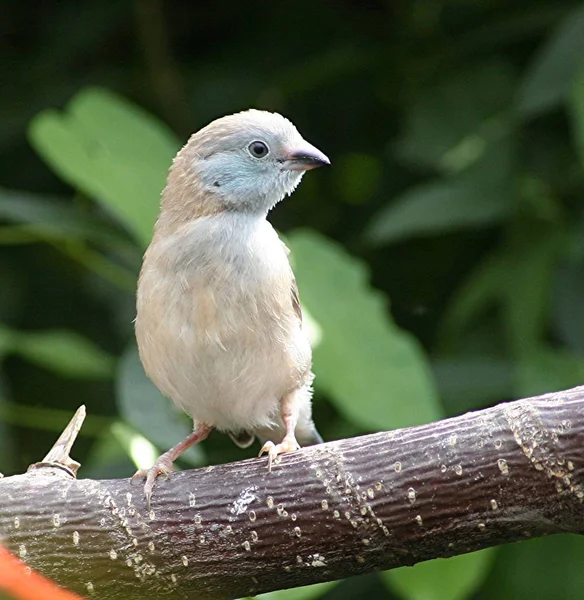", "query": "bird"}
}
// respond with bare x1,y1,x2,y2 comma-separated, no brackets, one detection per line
134,109,329,503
